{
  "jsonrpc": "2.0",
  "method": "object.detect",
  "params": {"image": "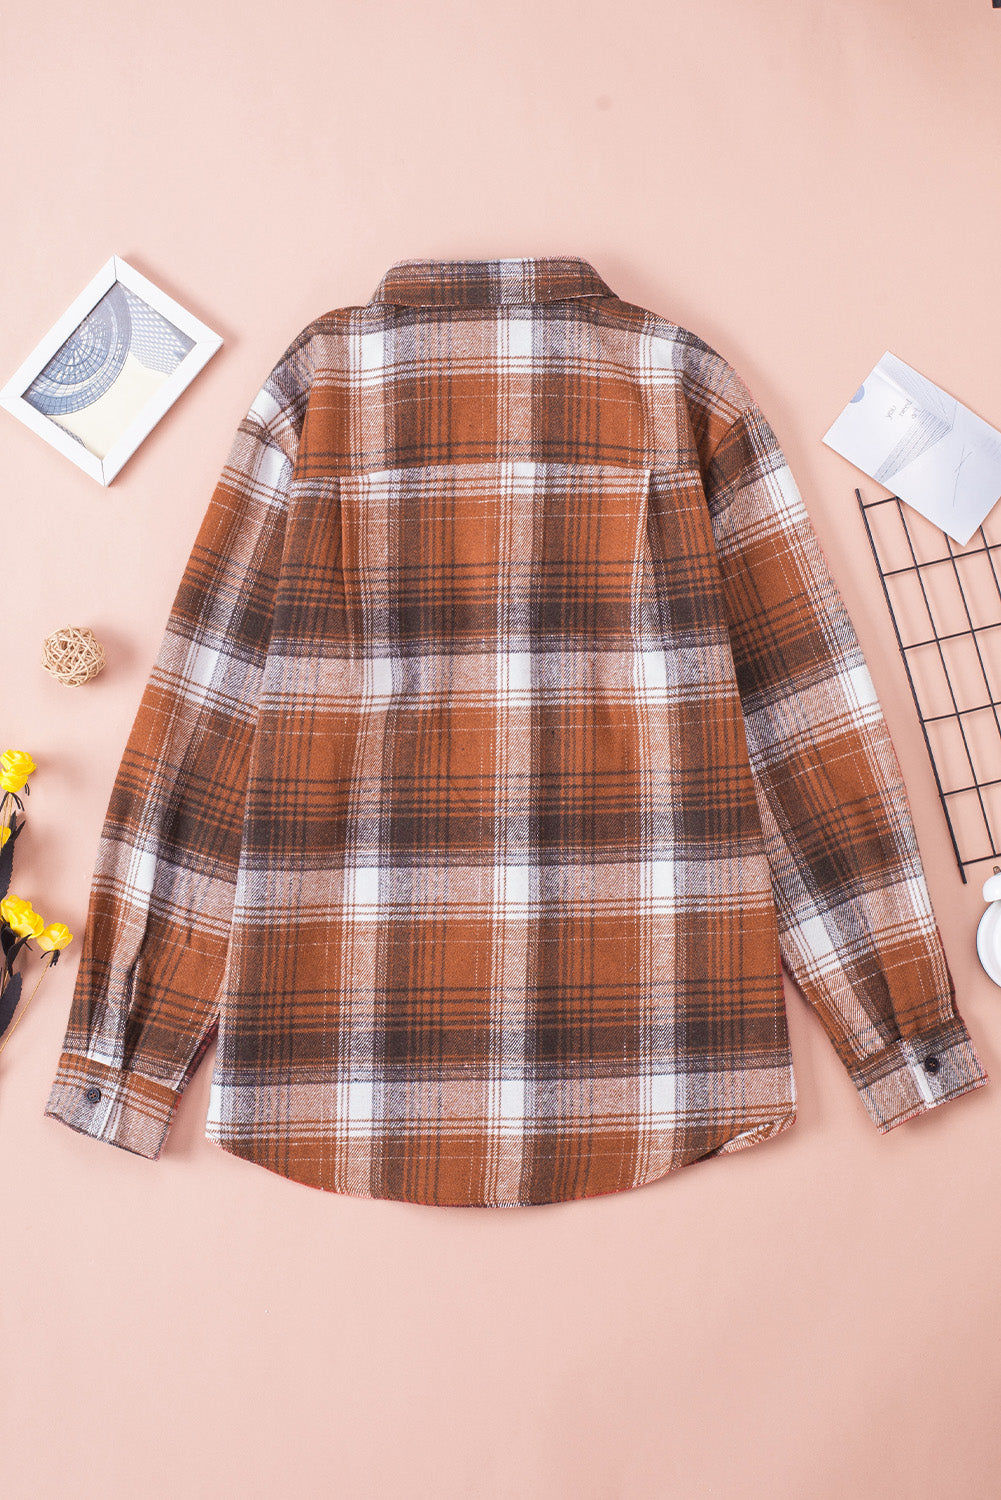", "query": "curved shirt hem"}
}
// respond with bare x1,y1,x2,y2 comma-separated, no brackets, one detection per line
202,1101,800,1209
